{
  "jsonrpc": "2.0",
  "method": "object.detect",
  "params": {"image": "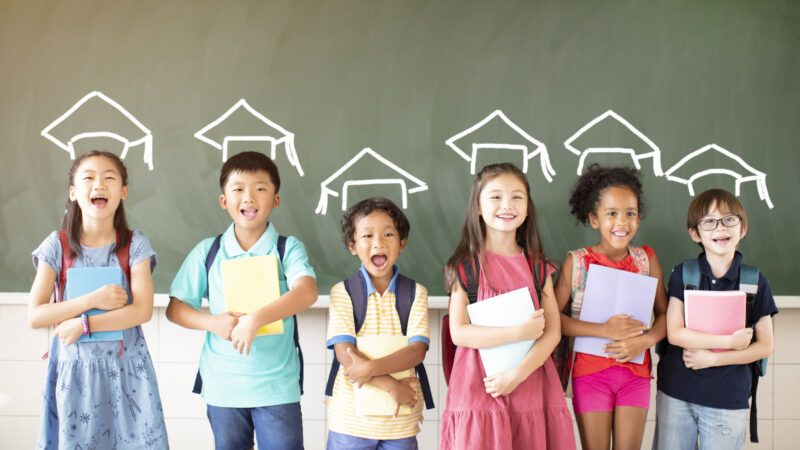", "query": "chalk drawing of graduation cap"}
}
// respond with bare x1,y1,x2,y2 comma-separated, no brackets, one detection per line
564,110,663,176
41,91,154,170
665,143,774,209
194,99,304,176
315,147,428,215
445,110,556,181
